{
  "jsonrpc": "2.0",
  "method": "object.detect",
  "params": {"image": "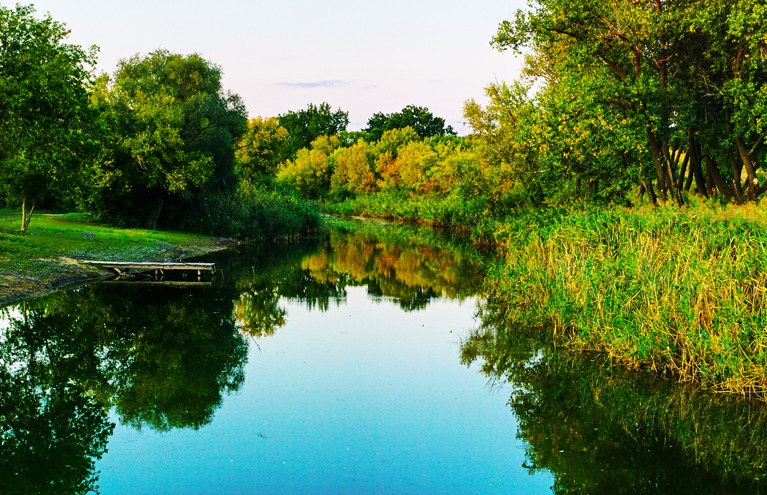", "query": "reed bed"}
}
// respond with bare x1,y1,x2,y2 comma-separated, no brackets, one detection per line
486,204,767,397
